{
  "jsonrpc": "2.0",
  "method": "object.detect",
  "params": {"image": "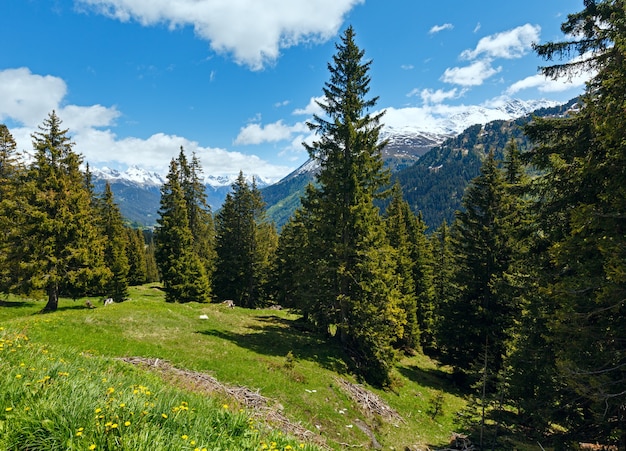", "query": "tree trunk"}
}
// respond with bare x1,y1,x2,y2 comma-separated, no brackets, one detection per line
43,282,59,312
